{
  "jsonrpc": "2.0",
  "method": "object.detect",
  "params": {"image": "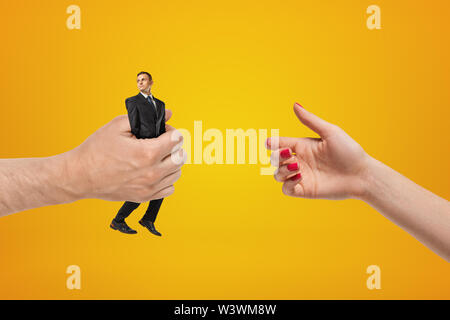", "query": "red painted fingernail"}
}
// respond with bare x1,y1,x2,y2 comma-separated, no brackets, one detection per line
290,173,302,181
295,102,304,109
280,149,291,158
287,163,299,171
